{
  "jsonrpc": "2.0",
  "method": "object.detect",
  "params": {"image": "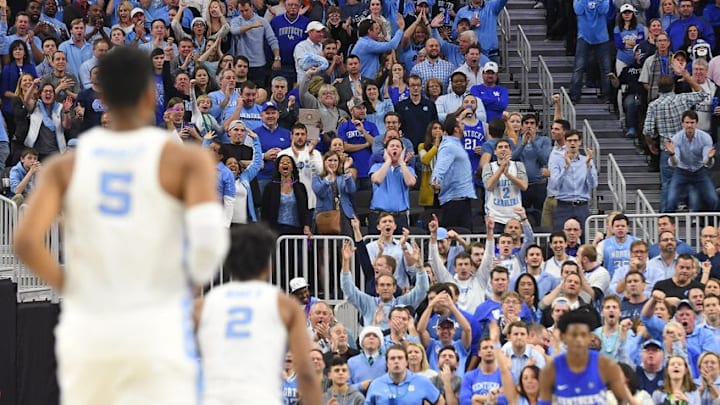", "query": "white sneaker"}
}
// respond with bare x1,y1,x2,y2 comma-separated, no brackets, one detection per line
533,1,544,8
